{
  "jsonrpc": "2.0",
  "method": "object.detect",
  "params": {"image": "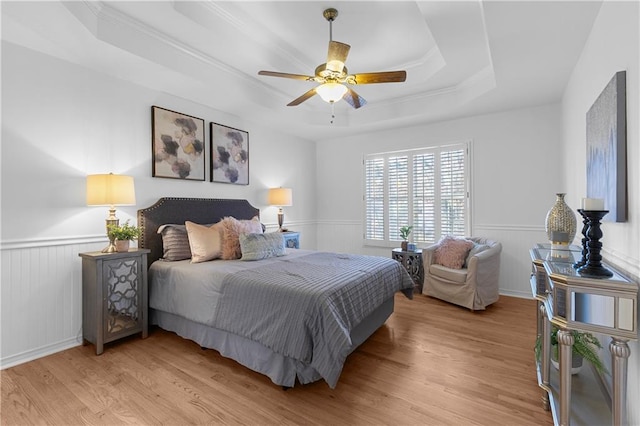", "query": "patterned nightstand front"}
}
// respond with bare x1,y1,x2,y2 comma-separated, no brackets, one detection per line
79,249,150,355
392,248,423,293
282,231,300,249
